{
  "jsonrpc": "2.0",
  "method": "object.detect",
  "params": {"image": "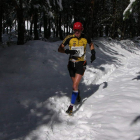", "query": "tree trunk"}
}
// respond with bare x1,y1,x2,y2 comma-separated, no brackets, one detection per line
59,12,63,40
10,26,12,33
7,27,8,34
138,15,140,36
105,25,109,36
30,22,33,36
111,0,117,38
34,10,39,40
99,26,103,37
3,15,5,34
39,23,41,34
121,21,126,39
27,19,28,35
30,15,33,36
85,0,94,38
48,18,51,38
53,28,55,37
17,0,25,45
0,0,3,42
68,26,70,34
56,17,58,37
15,20,17,32
64,22,66,37
66,14,68,35
44,12,47,38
